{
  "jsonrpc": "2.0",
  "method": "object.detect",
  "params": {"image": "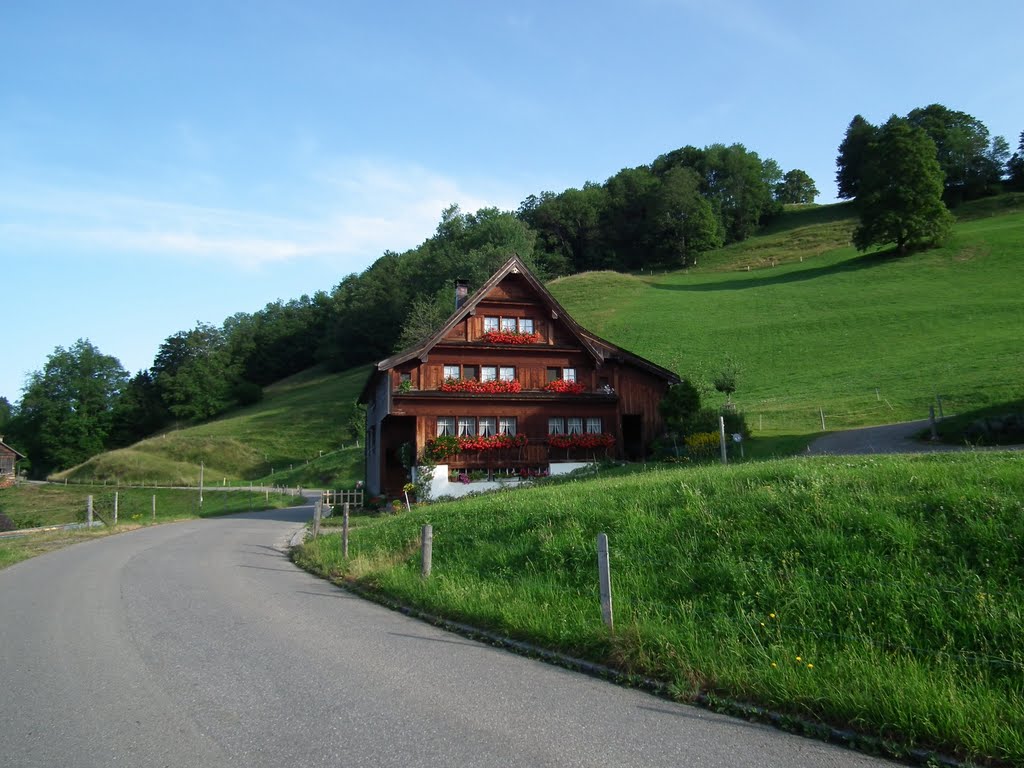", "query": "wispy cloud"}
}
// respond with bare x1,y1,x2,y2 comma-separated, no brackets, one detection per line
0,159,521,271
